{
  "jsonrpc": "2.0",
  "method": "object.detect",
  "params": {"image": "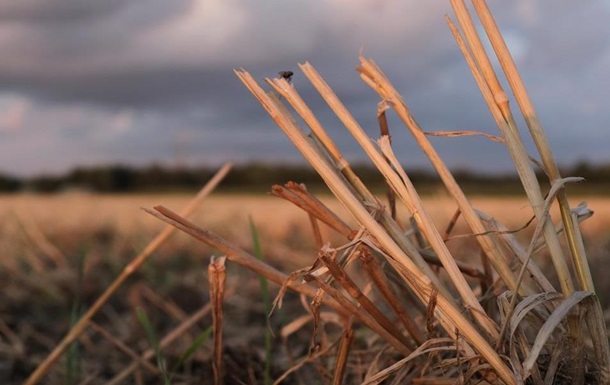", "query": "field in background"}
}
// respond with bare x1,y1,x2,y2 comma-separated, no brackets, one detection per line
2,192,610,383
3,192,610,293
2,192,609,251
